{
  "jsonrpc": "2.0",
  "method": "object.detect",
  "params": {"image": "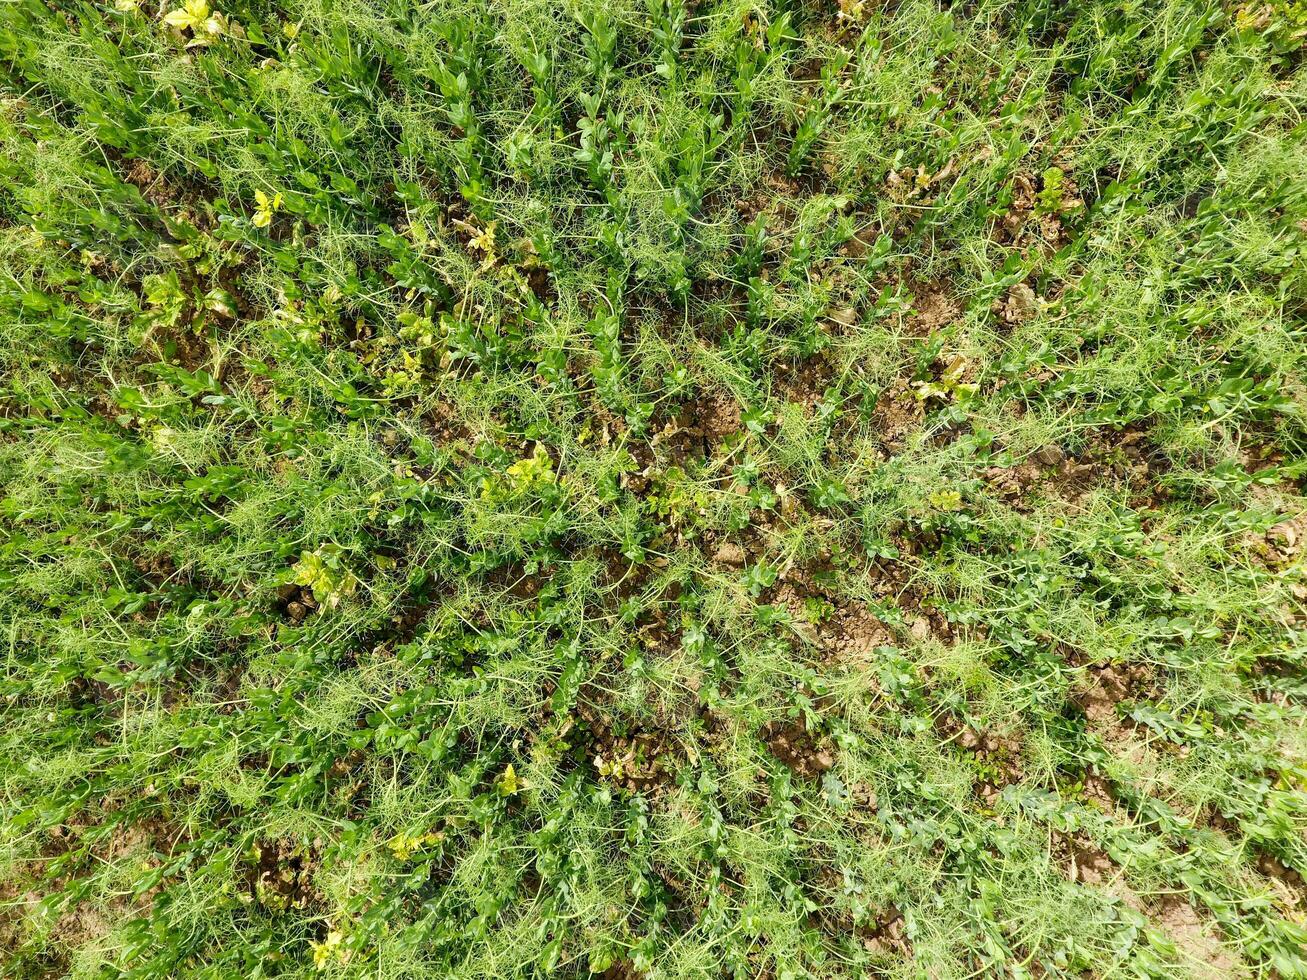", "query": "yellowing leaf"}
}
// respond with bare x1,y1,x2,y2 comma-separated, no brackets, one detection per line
464,219,499,271
311,930,345,970
928,488,964,512
496,763,521,797
164,0,210,31
292,546,357,608
387,832,417,860
503,444,554,492
387,829,443,860
253,189,282,228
